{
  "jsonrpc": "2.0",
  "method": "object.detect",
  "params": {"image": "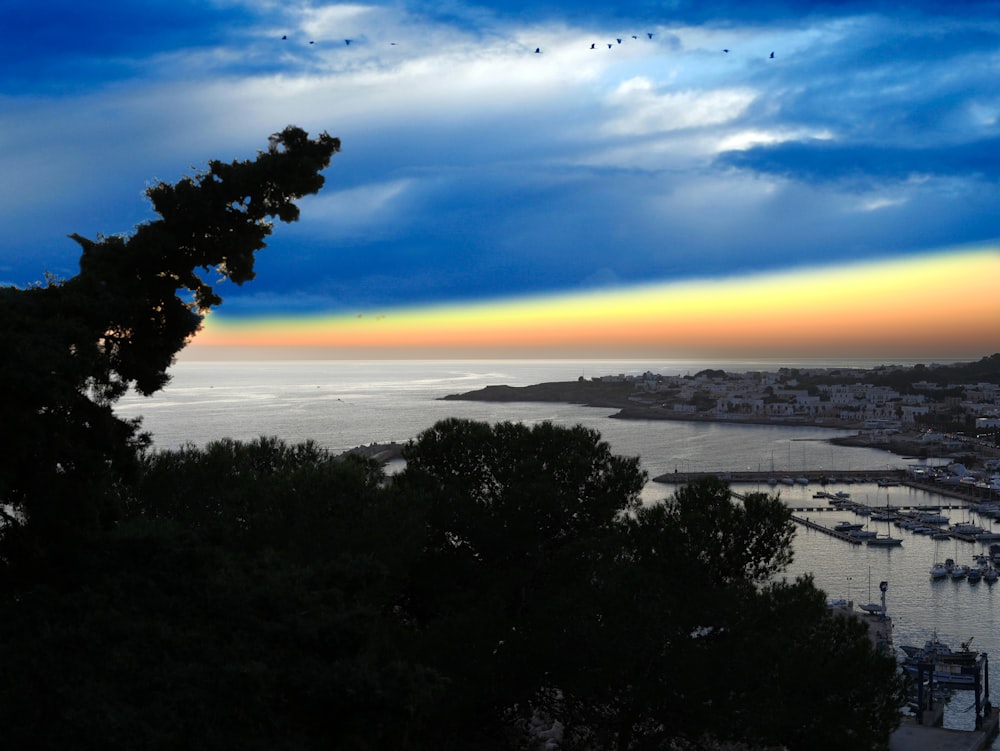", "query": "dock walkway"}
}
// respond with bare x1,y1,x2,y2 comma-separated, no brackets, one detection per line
891,708,999,751
790,514,862,543
654,468,906,485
